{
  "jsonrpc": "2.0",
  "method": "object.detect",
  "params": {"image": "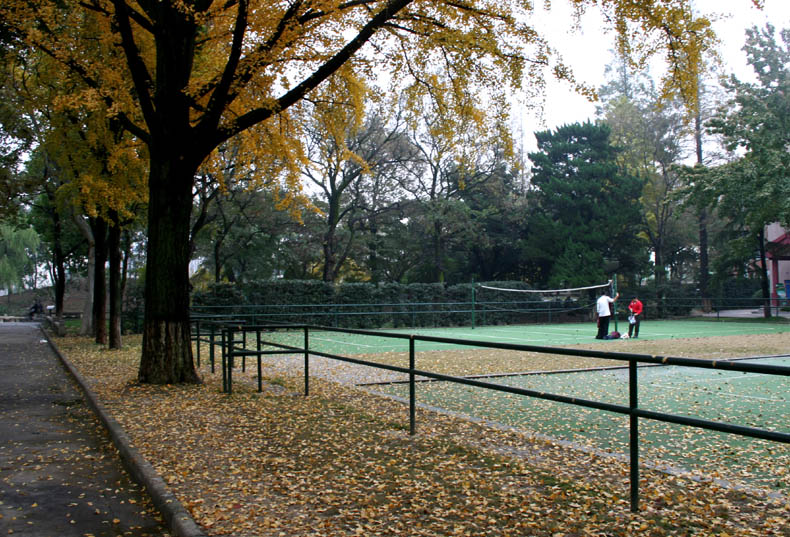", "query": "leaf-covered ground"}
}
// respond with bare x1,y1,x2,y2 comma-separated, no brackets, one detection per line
58,333,790,536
